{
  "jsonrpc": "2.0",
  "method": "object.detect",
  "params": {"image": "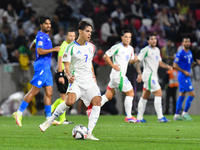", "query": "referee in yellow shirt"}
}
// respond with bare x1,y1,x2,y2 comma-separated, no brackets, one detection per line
52,30,76,125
